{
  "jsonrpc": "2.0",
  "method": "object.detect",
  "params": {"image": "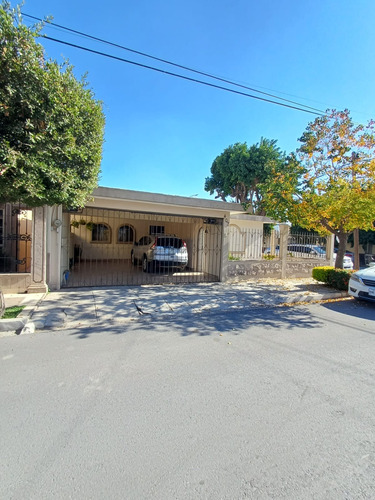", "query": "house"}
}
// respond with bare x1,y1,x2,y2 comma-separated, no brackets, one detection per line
0,187,276,293
2,186,345,294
